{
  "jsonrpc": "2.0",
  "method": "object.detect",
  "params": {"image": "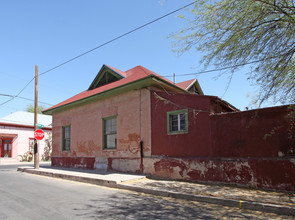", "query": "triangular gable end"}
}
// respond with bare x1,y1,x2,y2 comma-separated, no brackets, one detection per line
187,79,204,95
176,79,204,95
88,64,126,90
